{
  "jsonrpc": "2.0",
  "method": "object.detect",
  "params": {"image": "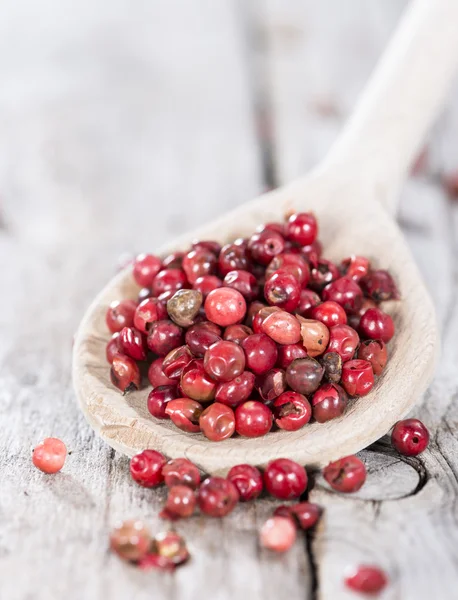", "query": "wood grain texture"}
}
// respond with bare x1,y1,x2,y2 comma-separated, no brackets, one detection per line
1,1,457,599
